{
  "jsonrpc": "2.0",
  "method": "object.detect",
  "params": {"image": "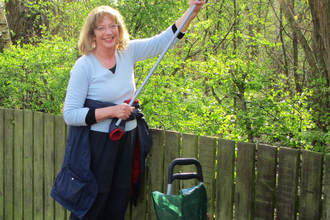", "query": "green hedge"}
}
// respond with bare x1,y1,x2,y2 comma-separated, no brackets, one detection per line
0,36,79,114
